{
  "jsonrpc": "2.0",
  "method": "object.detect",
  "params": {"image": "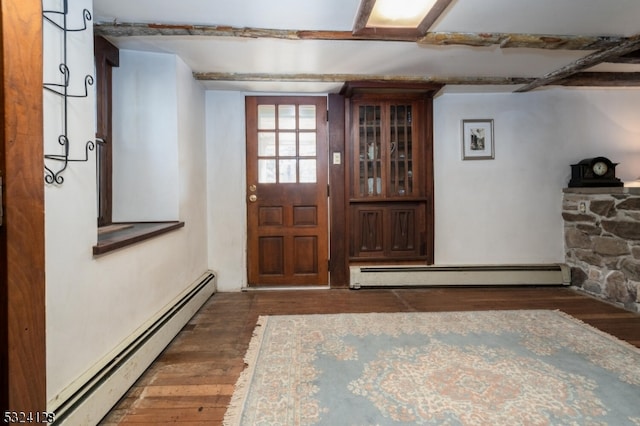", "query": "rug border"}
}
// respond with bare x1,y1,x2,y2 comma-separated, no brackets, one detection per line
223,315,269,426
222,309,639,425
